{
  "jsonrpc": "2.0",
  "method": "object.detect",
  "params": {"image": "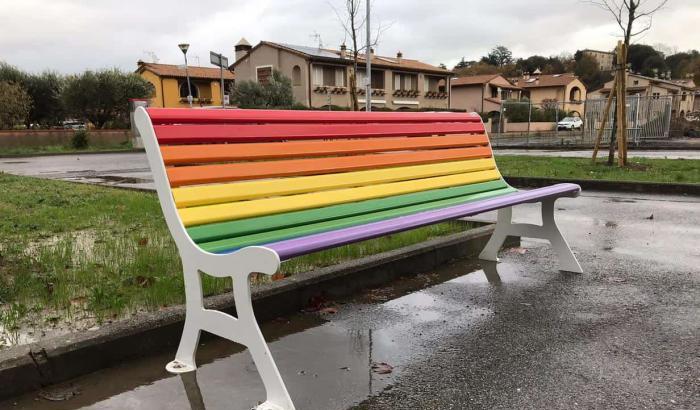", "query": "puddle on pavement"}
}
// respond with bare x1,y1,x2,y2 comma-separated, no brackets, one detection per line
1,260,531,410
